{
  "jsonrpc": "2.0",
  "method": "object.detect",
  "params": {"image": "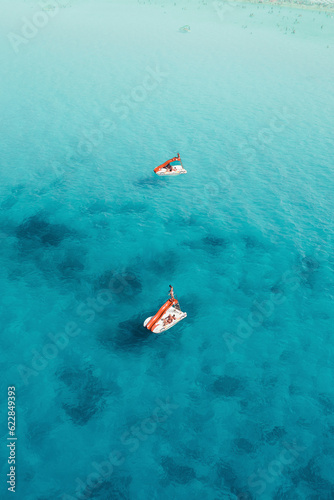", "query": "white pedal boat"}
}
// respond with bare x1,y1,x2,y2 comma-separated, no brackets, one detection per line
155,165,187,176
144,305,187,334
154,153,187,176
